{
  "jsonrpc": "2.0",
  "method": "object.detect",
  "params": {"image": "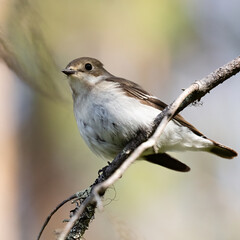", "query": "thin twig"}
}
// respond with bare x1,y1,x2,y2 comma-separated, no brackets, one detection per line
37,194,77,240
